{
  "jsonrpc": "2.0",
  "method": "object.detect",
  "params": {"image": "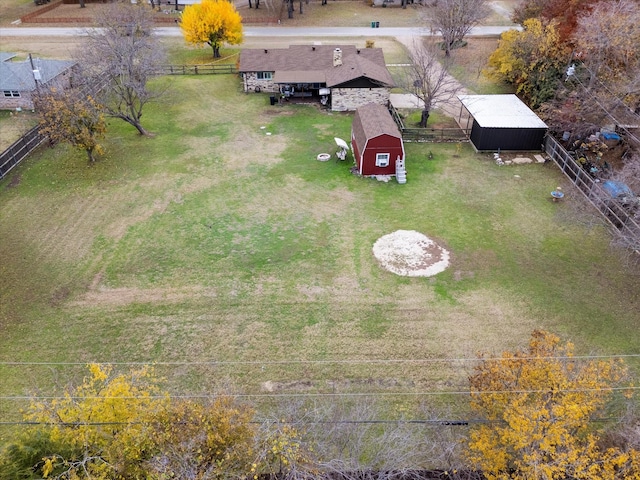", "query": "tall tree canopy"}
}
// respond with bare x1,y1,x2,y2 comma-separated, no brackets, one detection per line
77,2,166,136
5,364,167,479
180,0,243,58
485,18,571,107
572,0,640,110
511,0,595,42
468,330,639,480
0,365,266,479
